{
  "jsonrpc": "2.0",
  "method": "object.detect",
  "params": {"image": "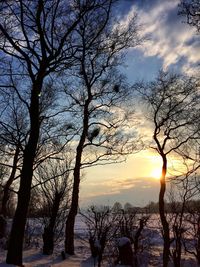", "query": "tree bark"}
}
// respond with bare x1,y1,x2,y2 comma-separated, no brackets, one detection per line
196,219,200,264
0,215,6,239
118,241,134,266
133,218,145,266
6,82,41,265
64,156,81,254
42,192,62,255
159,155,170,267
1,146,20,218
65,98,90,254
